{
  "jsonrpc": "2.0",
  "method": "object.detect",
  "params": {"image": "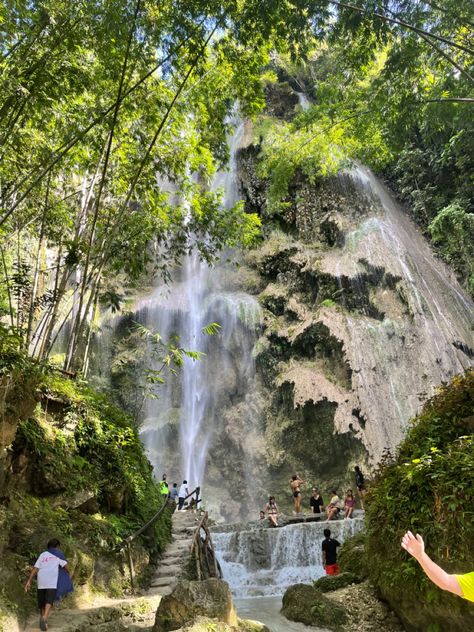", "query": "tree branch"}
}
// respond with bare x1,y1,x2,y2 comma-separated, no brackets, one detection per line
329,1,474,56
0,17,208,227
